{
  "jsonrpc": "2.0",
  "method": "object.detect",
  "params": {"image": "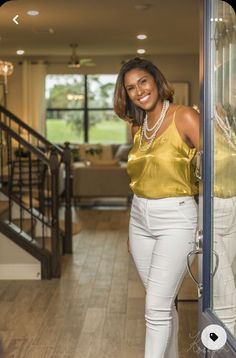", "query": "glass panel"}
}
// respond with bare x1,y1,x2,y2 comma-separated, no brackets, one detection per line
46,110,84,143
87,74,117,108
88,110,127,144
46,75,85,109
211,0,236,337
